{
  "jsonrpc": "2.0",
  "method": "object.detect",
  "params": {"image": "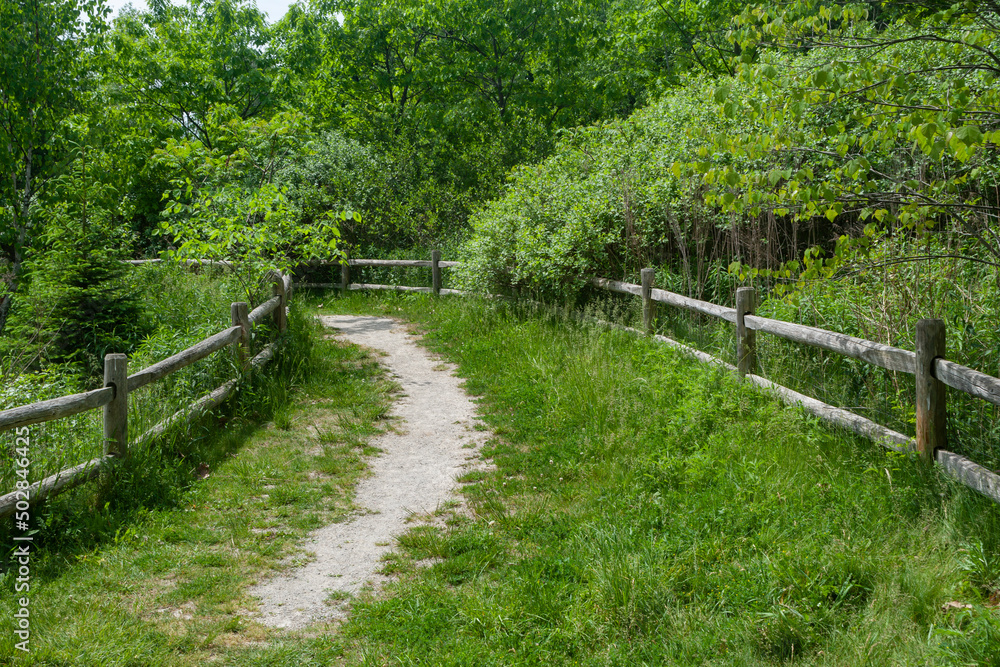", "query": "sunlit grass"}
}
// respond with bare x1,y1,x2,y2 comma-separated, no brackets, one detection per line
0,301,396,665
316,291,1000,666
5,289,1000,665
